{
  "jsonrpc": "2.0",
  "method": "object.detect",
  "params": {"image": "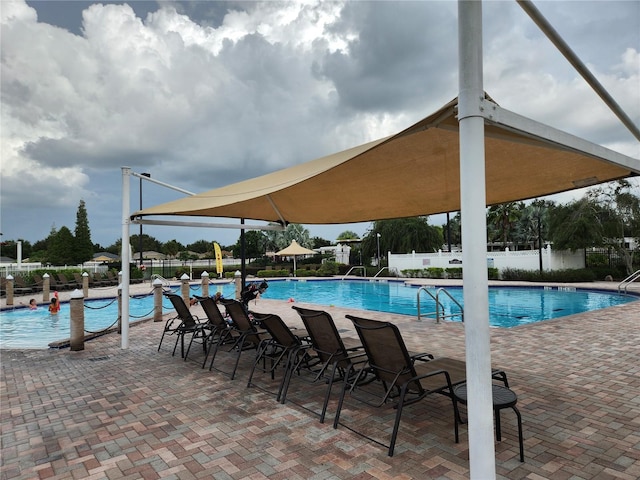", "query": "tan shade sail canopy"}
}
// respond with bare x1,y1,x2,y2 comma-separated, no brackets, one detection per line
135,96,639,225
